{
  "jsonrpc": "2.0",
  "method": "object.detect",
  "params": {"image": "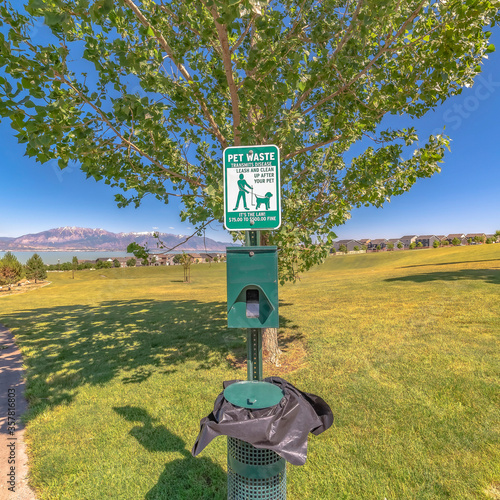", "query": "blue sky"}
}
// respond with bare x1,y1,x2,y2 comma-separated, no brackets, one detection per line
1,30,499,242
